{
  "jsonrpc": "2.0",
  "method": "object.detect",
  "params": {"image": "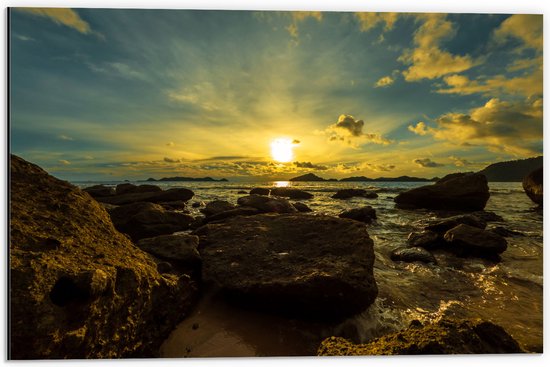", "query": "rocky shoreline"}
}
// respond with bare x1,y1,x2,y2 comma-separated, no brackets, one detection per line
9,155,542,358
